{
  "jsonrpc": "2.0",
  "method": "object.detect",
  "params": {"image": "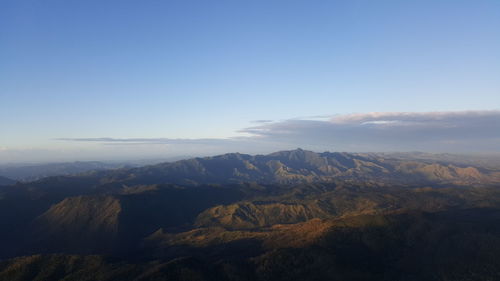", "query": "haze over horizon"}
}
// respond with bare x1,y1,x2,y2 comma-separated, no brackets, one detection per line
2,0,500,163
